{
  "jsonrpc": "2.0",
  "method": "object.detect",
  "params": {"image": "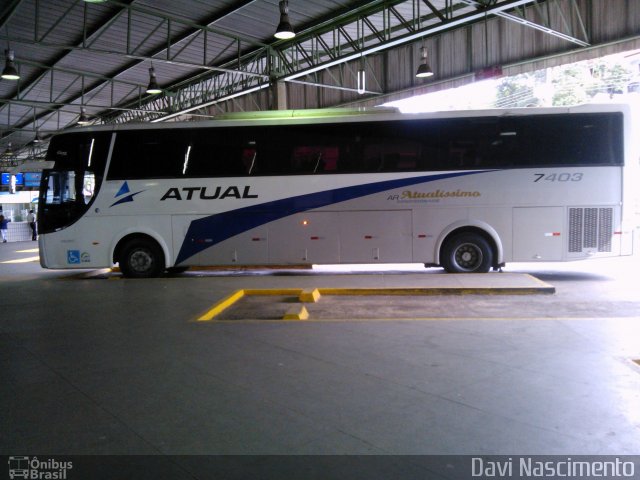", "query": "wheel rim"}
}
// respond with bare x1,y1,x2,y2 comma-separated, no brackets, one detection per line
453,242,483,271
129,249,154,274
